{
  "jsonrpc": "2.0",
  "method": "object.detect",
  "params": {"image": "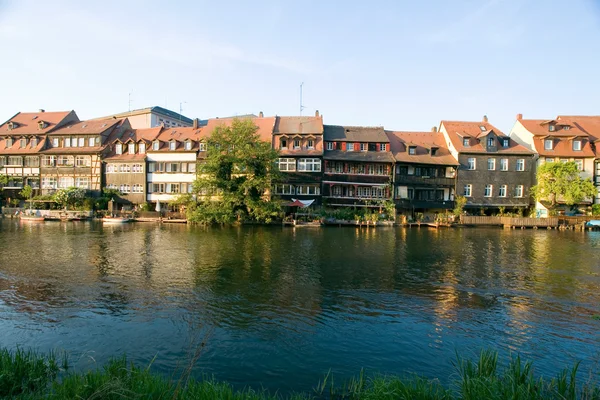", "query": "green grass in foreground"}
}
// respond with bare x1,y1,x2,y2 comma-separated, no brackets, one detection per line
1,348,599,399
